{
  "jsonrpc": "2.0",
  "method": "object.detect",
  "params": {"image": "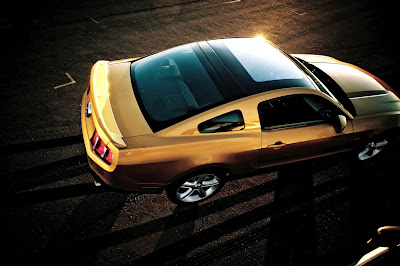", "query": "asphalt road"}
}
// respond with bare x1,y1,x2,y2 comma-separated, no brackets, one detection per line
1,0,400,265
